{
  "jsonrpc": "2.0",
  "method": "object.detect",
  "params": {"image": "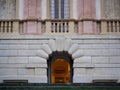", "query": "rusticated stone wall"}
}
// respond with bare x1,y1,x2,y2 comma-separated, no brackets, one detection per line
104,0,120,19
0,0,16,19
0,35,120,83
